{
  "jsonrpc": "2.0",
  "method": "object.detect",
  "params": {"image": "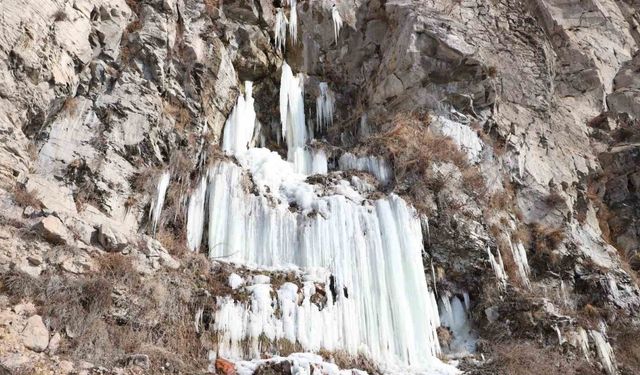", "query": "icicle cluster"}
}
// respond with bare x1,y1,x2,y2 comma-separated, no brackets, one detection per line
509,239,531,288
338,152,393,185
315,82,335,131
149,171,170,233
222,82,257,156
438,293,477,355
486,246,508,286
274,8,288,52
